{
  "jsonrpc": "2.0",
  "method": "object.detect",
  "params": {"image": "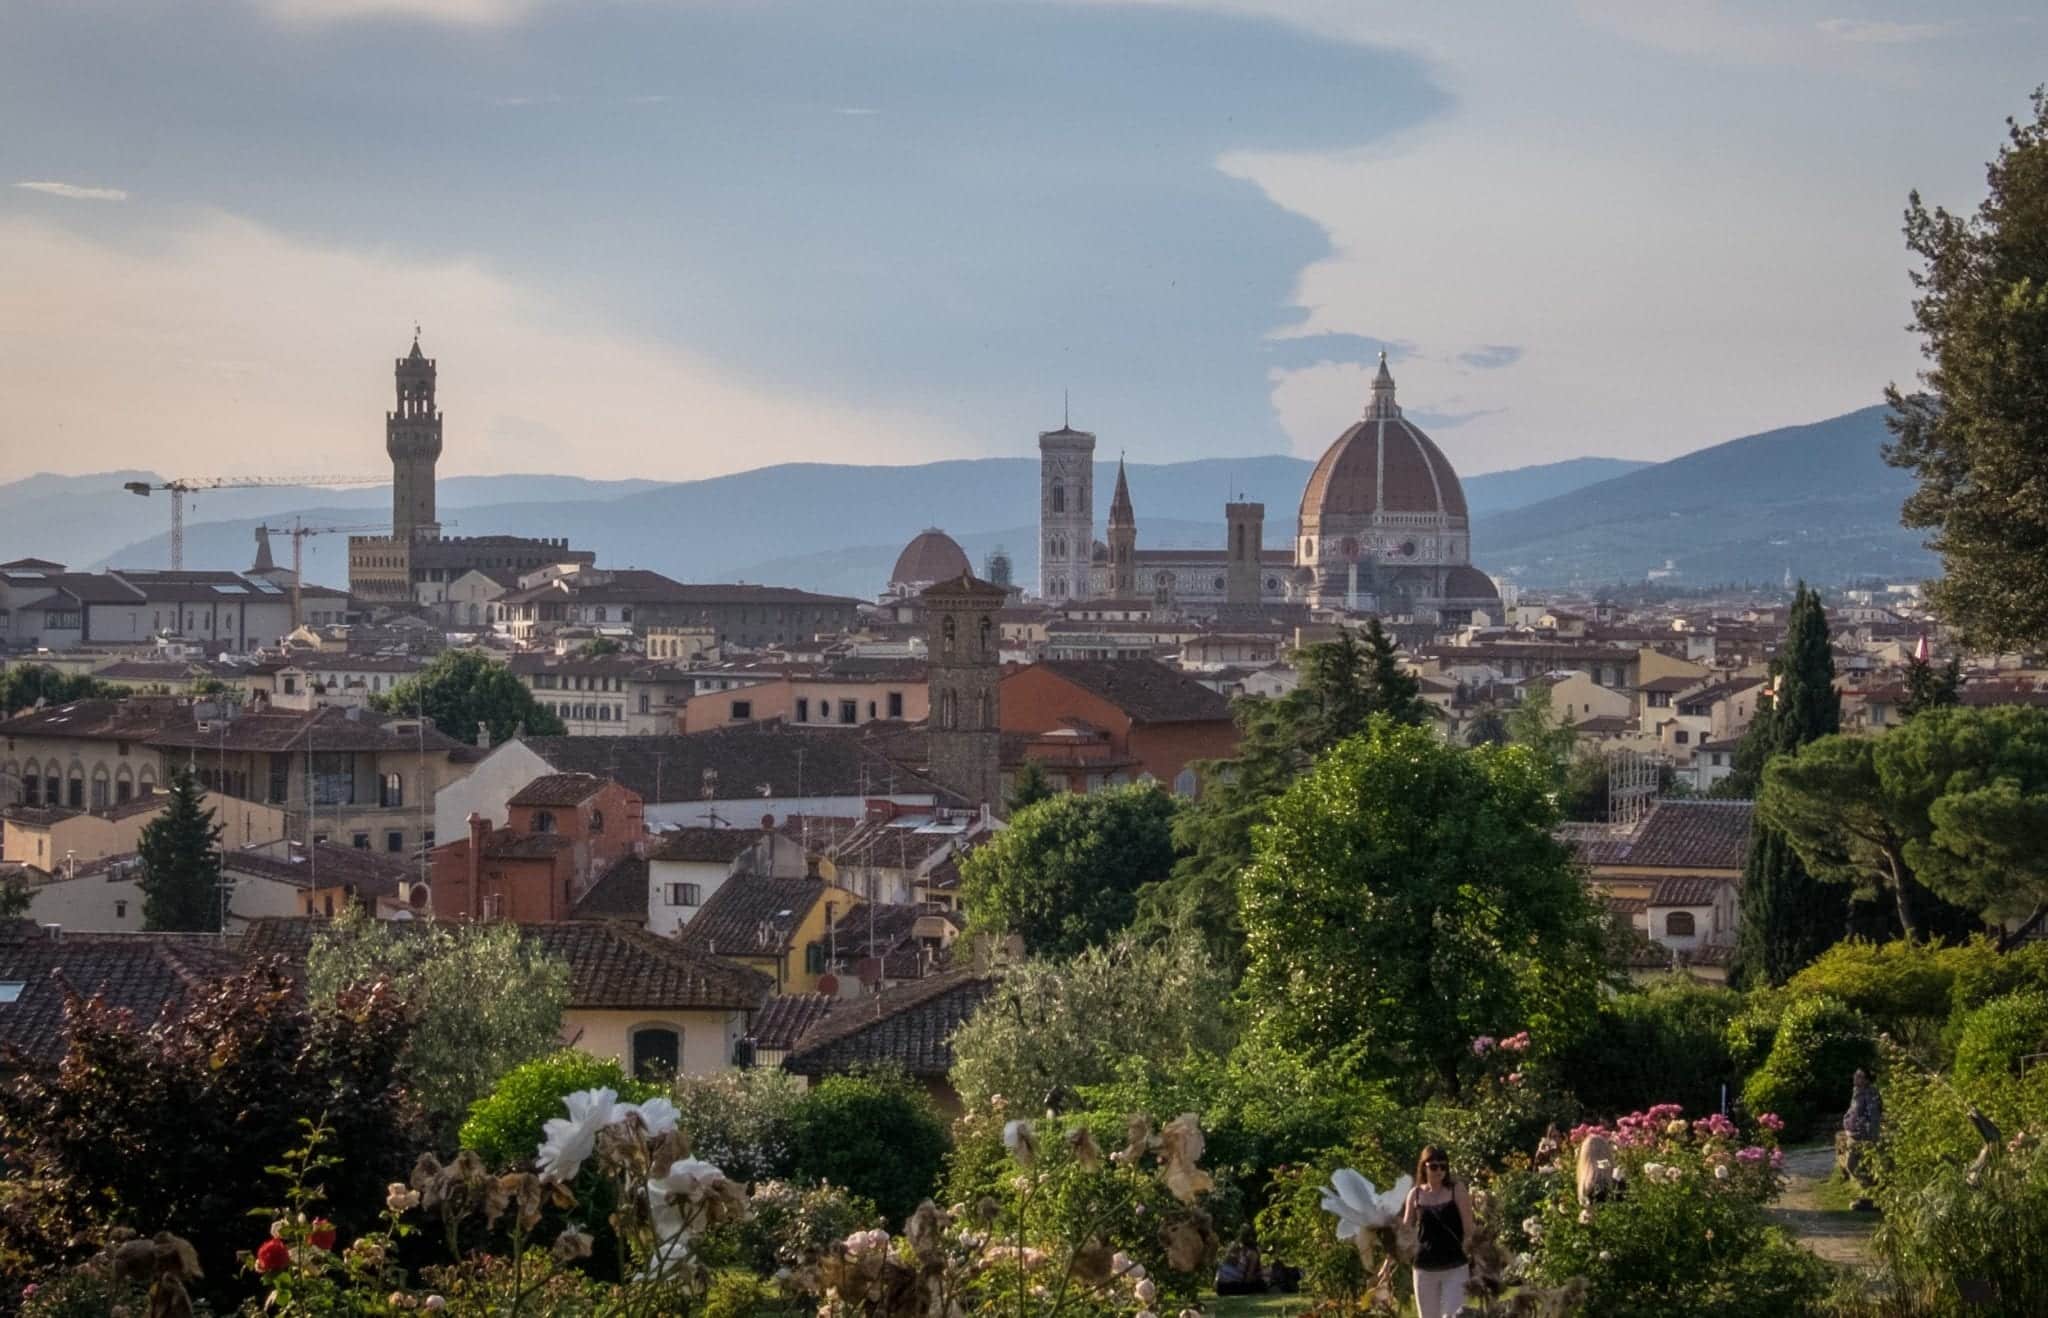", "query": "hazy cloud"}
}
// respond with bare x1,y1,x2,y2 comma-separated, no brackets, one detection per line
15,180,127,202
253,0,543,25
1815,18,1950,44
1458,344,1523,370
1262,333,1405,370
